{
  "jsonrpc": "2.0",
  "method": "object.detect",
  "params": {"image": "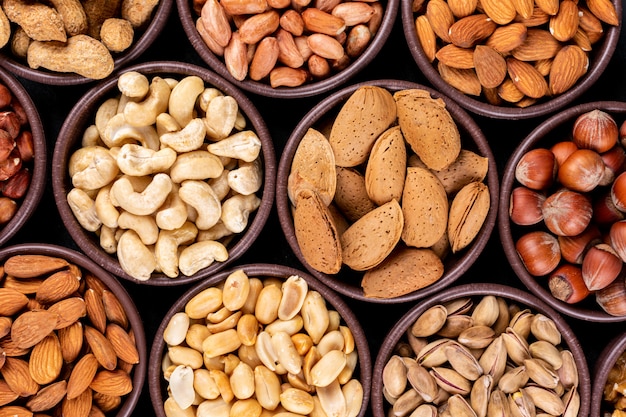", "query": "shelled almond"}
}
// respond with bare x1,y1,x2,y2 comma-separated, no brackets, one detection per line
413,0,619,107
0,253,139,415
